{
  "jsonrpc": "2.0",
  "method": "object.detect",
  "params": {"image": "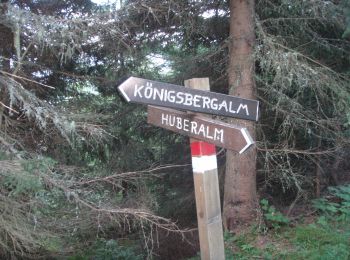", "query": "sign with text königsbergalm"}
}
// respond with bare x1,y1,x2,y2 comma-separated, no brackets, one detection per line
118,77,259,121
